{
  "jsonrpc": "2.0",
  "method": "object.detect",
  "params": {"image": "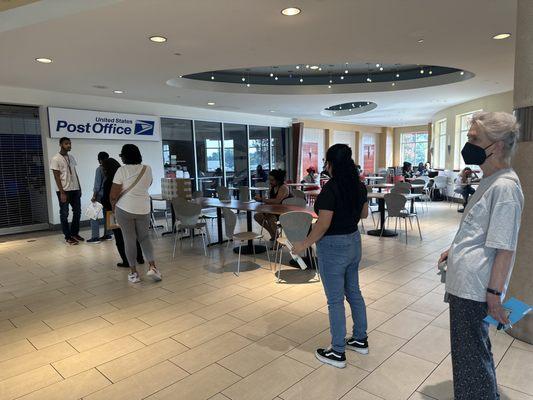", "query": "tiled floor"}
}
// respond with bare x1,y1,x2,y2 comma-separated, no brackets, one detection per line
0,202,531,400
